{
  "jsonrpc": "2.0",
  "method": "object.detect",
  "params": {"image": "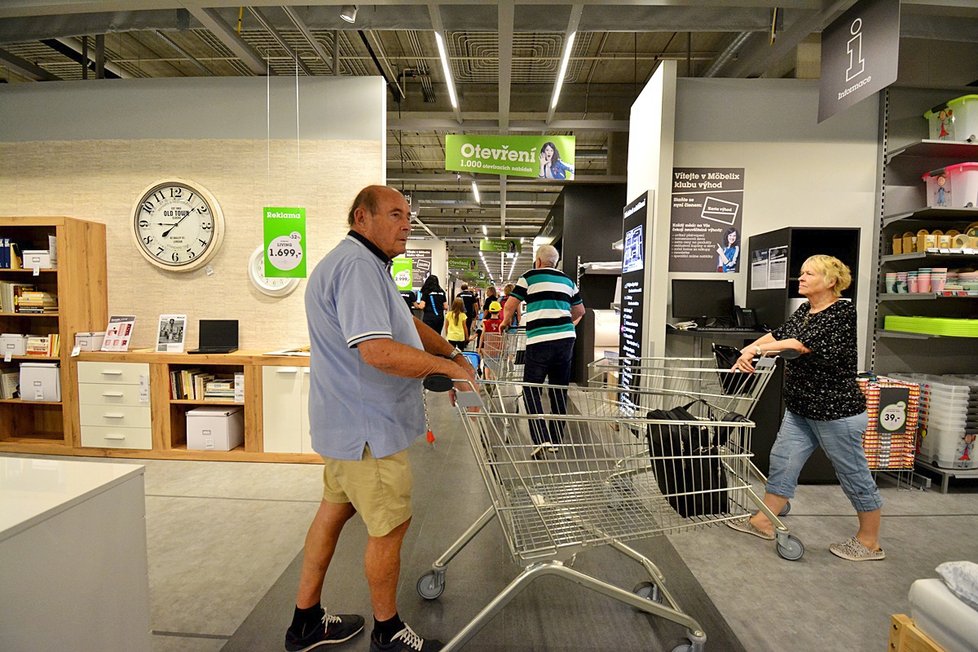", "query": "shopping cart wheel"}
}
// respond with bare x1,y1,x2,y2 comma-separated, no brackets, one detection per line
632,581,662,604
779,501,791,517
416,571,445,600
775,533,805,561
